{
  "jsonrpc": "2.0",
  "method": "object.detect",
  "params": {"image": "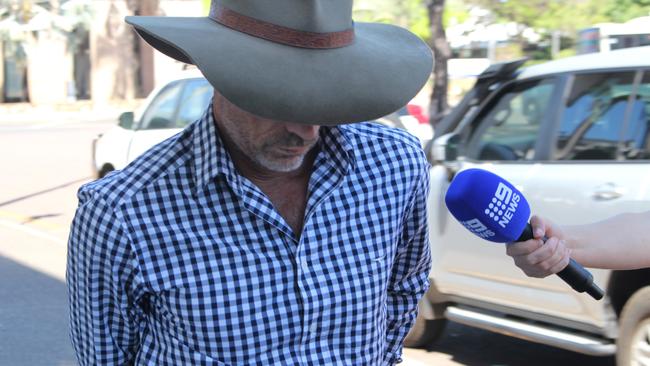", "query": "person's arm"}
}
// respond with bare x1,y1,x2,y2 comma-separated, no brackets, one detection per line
506,212,650,277
67,192,145,365
384,163,432,365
